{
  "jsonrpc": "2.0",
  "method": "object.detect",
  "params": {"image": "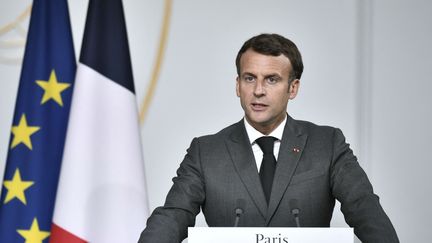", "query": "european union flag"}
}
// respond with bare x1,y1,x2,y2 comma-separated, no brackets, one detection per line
0,0,76,242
